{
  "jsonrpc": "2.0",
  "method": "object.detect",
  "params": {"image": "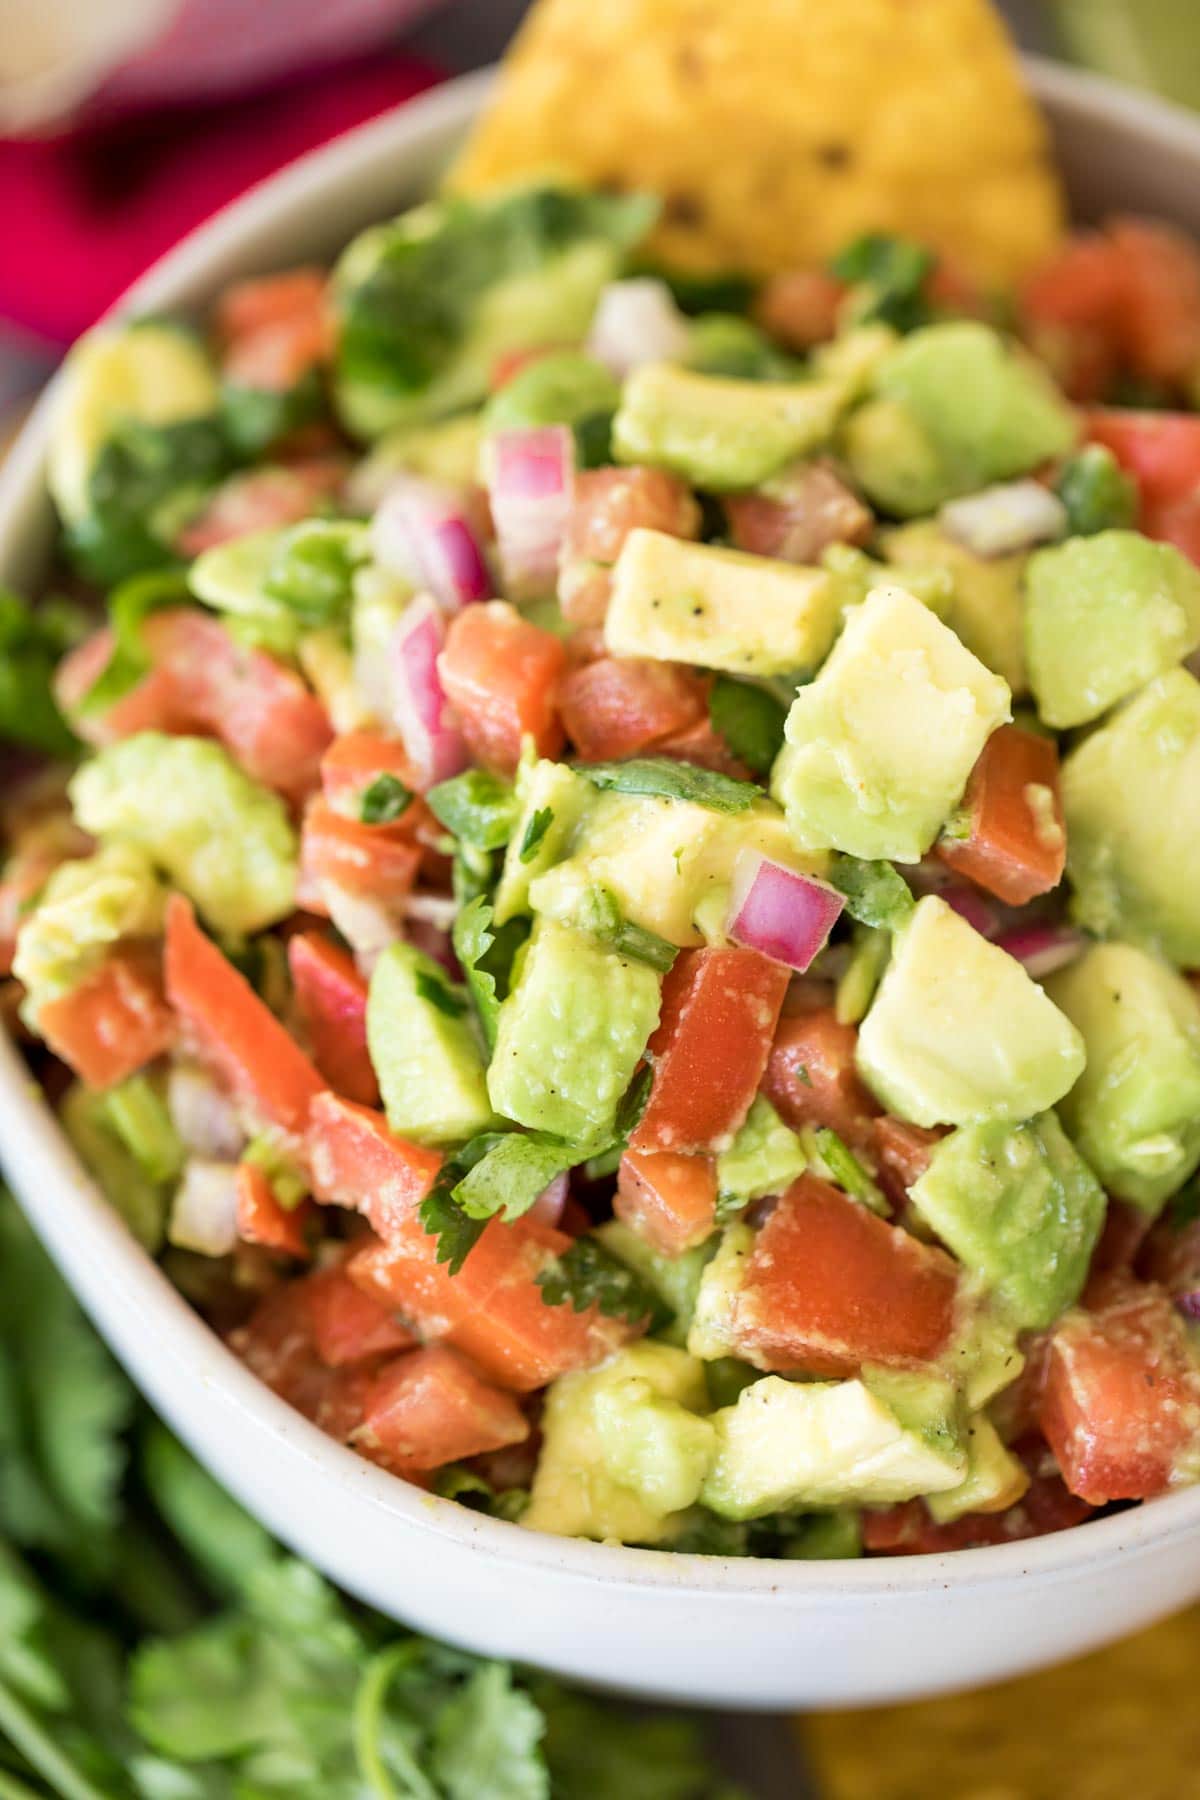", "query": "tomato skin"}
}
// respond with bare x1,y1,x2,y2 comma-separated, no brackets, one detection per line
761,1009,880,1149
936,724,1065,906
615,1147,718,1255
287,931,378,1108
55,629,192,748
1021,232,1126,401
863,1465,1092,1555
298,798,422,911
320,731,419,817
438,601,566,774
656,717,753,781
871,1117,946,1209
1040,1280,1200,1503
356,1345,530,1474
631,947,790,1155
1085,408,1200,511
235,1162,314,1260
560,657,707,762
1143,490,1200,568
303,1256,416,1367
724,462,871,564
231,1281,379,1445
164,894,326,1139
38,941,175,1090
305,1092,443,1241
176,459,346,557
559,467,701,626
754,269,845,350
733,1175,960,1377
